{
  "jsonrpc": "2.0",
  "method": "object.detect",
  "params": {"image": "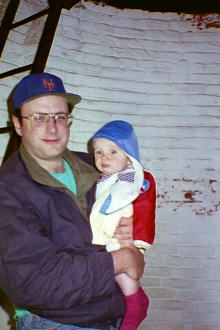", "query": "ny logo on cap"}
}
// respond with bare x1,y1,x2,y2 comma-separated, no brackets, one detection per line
42,79,56,91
